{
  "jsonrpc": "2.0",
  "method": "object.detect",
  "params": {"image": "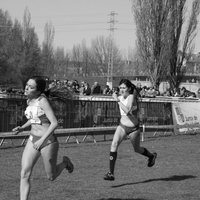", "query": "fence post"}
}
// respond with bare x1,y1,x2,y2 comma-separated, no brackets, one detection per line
141,124,145,142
